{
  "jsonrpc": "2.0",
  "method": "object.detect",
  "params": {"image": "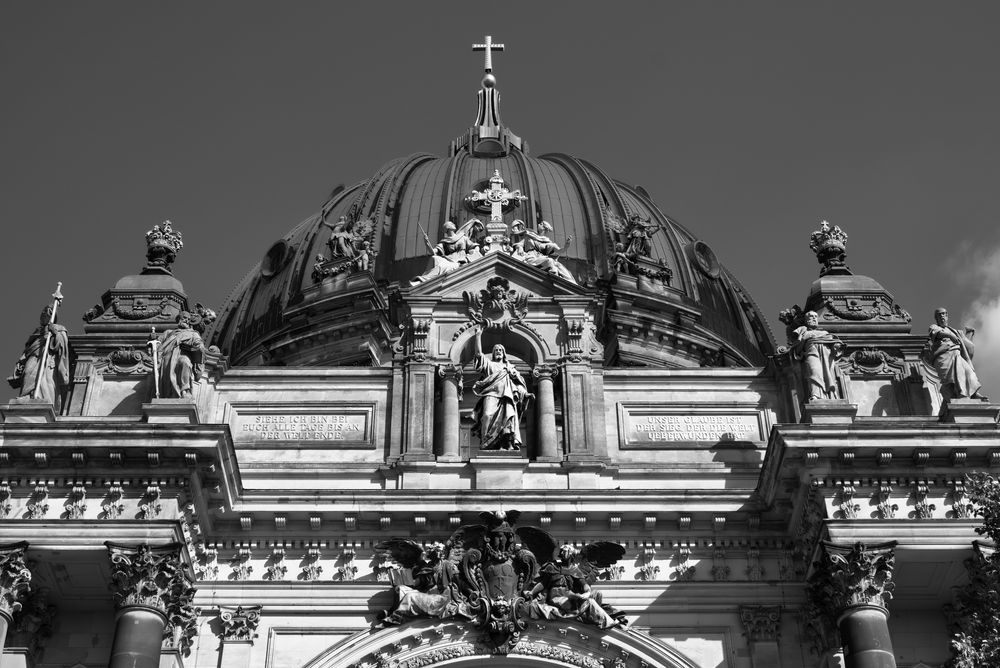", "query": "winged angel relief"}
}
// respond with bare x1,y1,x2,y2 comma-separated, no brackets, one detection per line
463,276,528,330
376,510,627,653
